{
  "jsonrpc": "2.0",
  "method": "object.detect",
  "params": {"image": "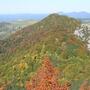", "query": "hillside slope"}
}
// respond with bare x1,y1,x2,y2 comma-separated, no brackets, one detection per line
1,13,81,52
0,14,90,90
